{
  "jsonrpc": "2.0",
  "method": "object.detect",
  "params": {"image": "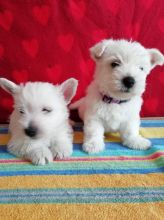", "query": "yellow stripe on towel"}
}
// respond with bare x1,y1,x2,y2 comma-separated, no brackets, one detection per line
0,134,10,145
140,127,164,138
74,127,164,143
0,202,164,220
0,173,163,189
